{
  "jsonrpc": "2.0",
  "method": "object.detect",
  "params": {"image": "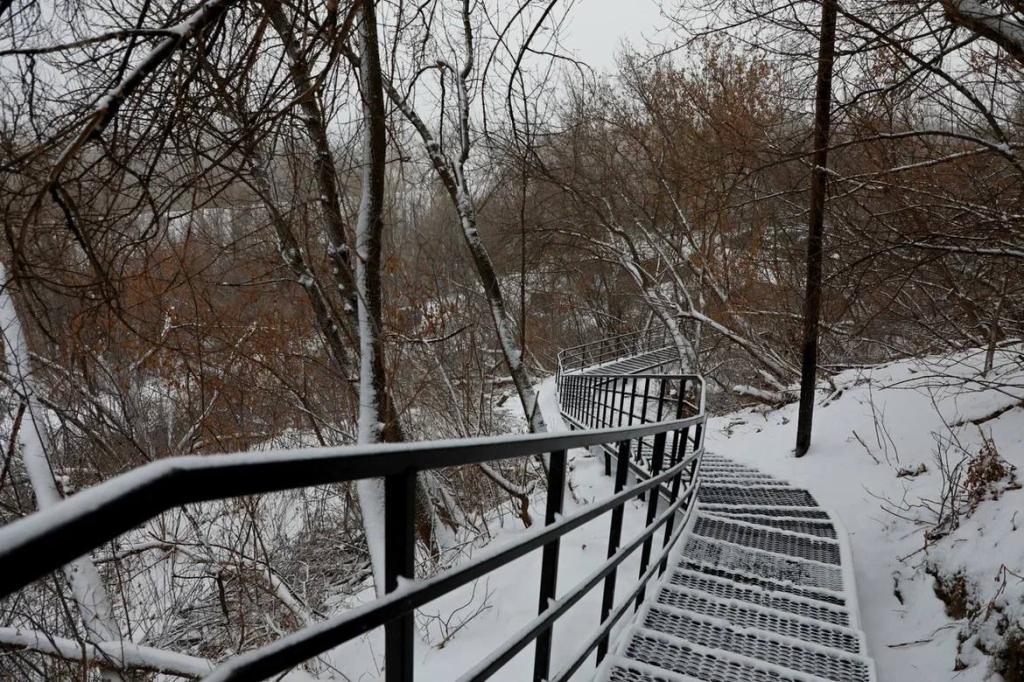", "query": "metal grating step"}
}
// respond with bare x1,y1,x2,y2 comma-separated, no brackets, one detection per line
701,476,783,482
705,513,837,539
675,558,846,607
594,448,874,682
664,573,850,626
681,536,844,592
699,487,818,507
700,465,759,471
699,466,775,474
635,614,872,682
701,479,791,488
650,594,862,653
693,516,840,564
700,505,831,520
603,659,696,682
699,467,776,474
621,631,819,682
